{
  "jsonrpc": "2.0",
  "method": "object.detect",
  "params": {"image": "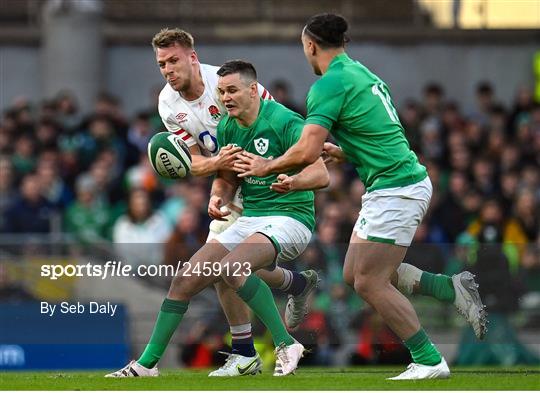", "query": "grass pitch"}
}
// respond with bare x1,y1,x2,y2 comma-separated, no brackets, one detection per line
1,367,539,390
